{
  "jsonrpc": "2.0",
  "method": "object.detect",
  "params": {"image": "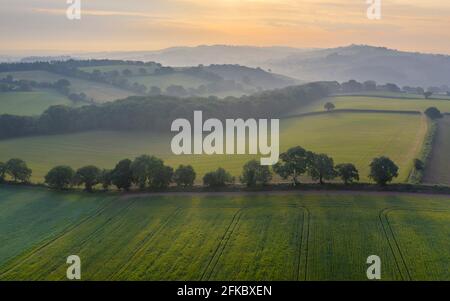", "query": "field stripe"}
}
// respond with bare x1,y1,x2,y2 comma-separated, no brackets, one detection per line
0,198,117,277
109,207,183,280
297,206,310,281
200,208,244,281
379,208,411,280
382,207,450,281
